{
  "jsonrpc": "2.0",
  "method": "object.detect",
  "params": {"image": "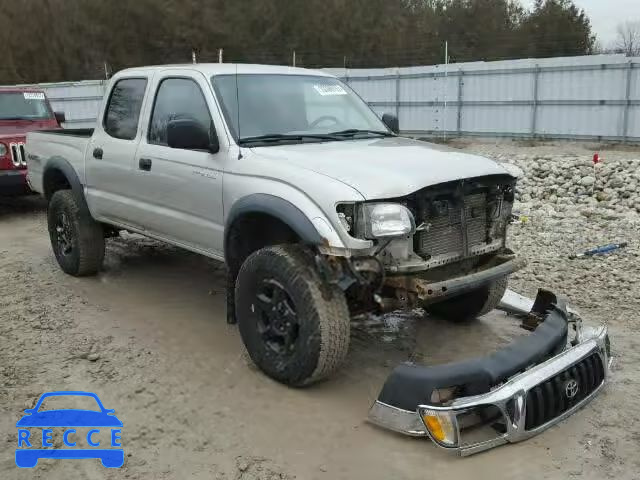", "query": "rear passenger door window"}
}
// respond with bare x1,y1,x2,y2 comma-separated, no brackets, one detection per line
103,78,147,140
148,78,213,146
